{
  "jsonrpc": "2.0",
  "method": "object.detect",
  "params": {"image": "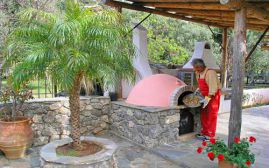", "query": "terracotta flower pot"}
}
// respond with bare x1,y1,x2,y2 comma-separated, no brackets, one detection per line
219,160,237,168
219,160,250,168
0,117,33,159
